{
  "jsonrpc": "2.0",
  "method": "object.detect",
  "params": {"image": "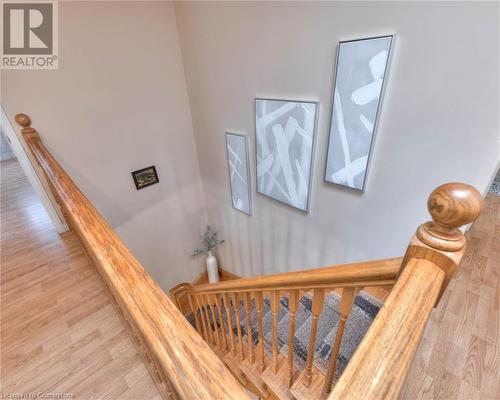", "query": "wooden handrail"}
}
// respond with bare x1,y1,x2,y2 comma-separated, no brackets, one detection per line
329,182,483,399
14,114,249,400
15,113,484,399
191,257,403,294
329,257,444,399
